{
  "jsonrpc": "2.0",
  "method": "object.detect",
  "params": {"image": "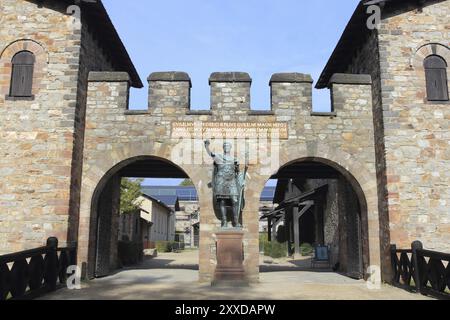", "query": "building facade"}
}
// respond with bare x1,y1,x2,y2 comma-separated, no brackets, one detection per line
118,194,175,249
138,194,175,245
316,0,450,279
0,0,142,254
142,186,199,248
